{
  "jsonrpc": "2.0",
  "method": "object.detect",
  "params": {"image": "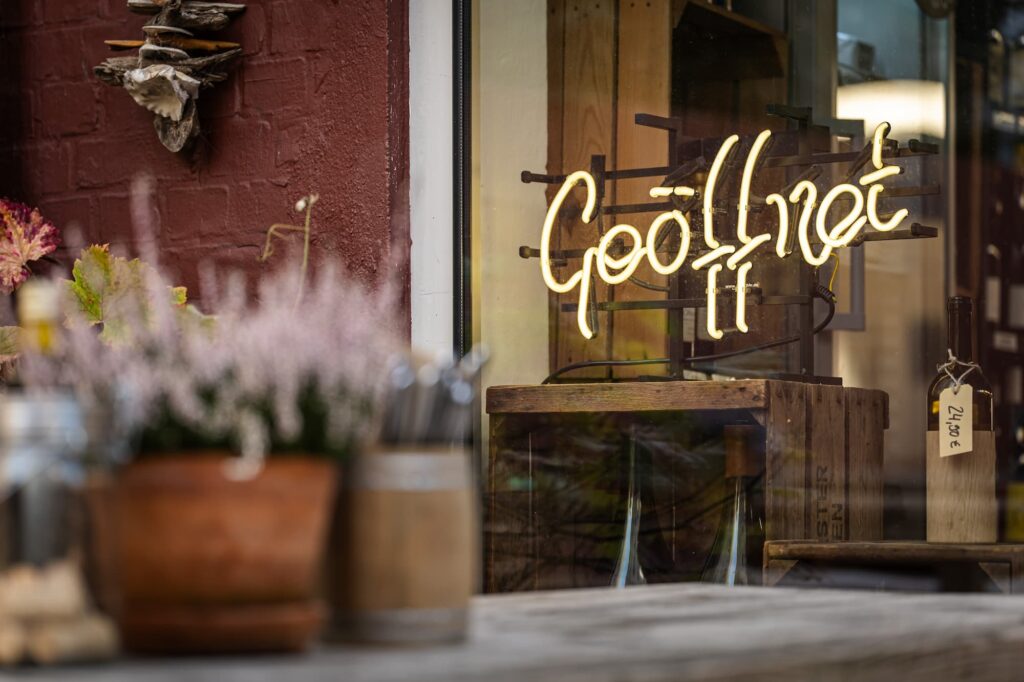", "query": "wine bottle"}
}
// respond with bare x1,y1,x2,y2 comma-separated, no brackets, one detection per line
17,279,61,355
926,296,997,543
701,425,765,586
927,297,994,432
